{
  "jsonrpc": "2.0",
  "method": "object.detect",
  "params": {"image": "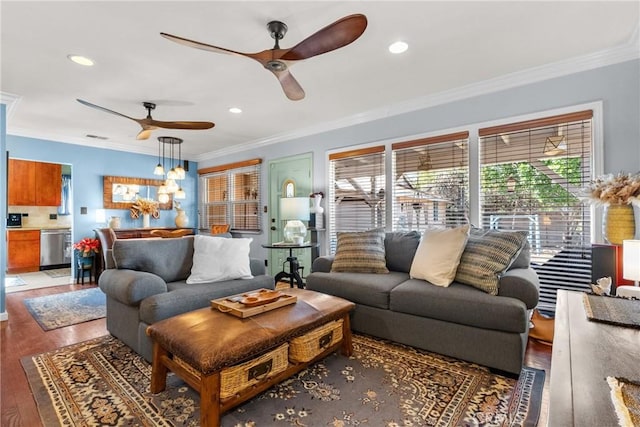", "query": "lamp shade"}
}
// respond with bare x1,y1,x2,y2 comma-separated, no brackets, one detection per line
280,197,310,220
623,240,640,281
